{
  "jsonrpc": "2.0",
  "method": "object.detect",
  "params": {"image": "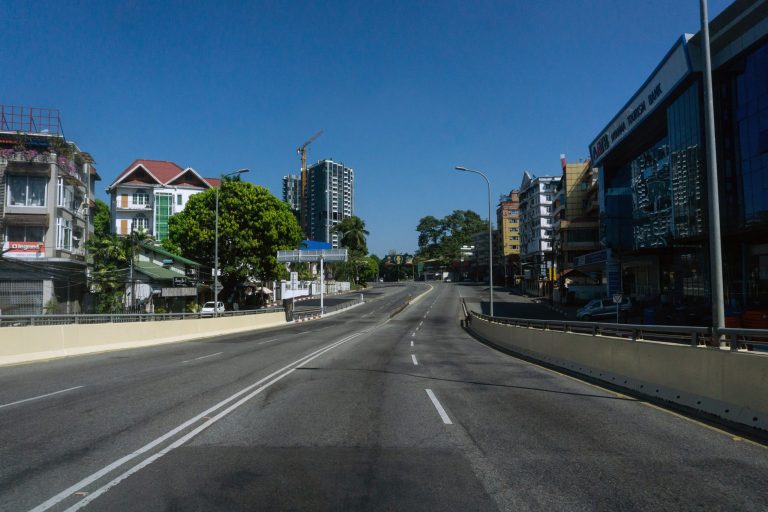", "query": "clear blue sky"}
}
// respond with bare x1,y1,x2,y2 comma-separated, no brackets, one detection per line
3,0,731,256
